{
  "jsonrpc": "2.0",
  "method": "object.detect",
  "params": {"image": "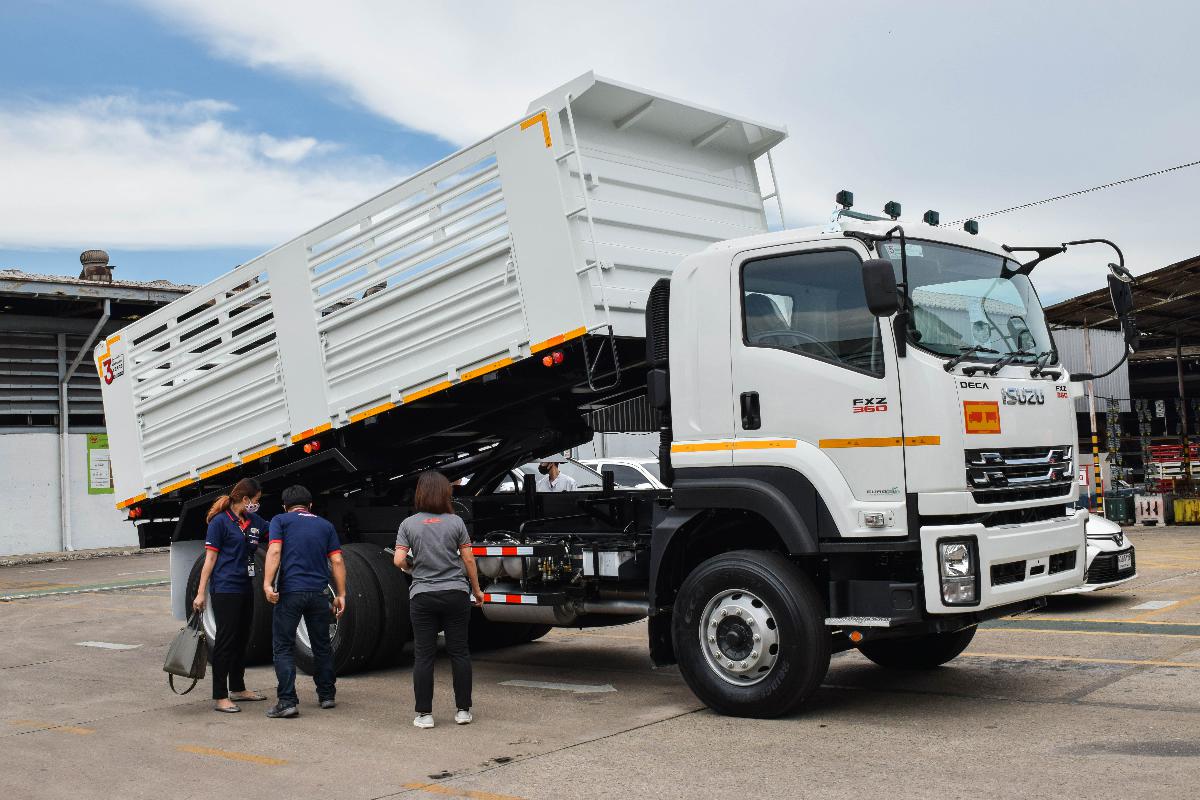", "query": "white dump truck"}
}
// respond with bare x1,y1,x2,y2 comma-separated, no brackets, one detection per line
97,73,1139,717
